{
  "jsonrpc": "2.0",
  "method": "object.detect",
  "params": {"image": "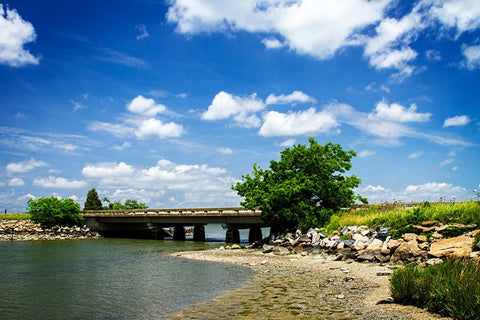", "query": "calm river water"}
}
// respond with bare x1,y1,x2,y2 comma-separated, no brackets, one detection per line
0,236,253,319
